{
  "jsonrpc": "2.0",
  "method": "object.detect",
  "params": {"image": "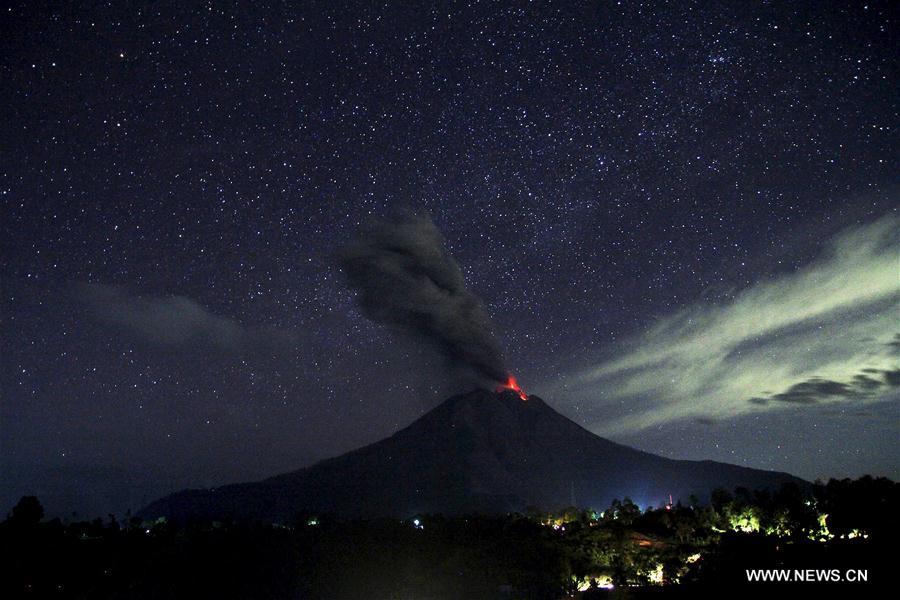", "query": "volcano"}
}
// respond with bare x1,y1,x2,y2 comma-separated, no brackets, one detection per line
139,390,805,521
